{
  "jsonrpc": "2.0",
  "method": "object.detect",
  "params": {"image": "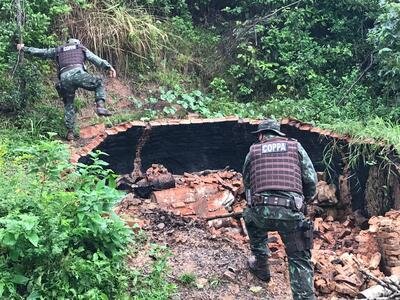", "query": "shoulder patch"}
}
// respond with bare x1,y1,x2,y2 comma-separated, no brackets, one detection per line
262,142,288,153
